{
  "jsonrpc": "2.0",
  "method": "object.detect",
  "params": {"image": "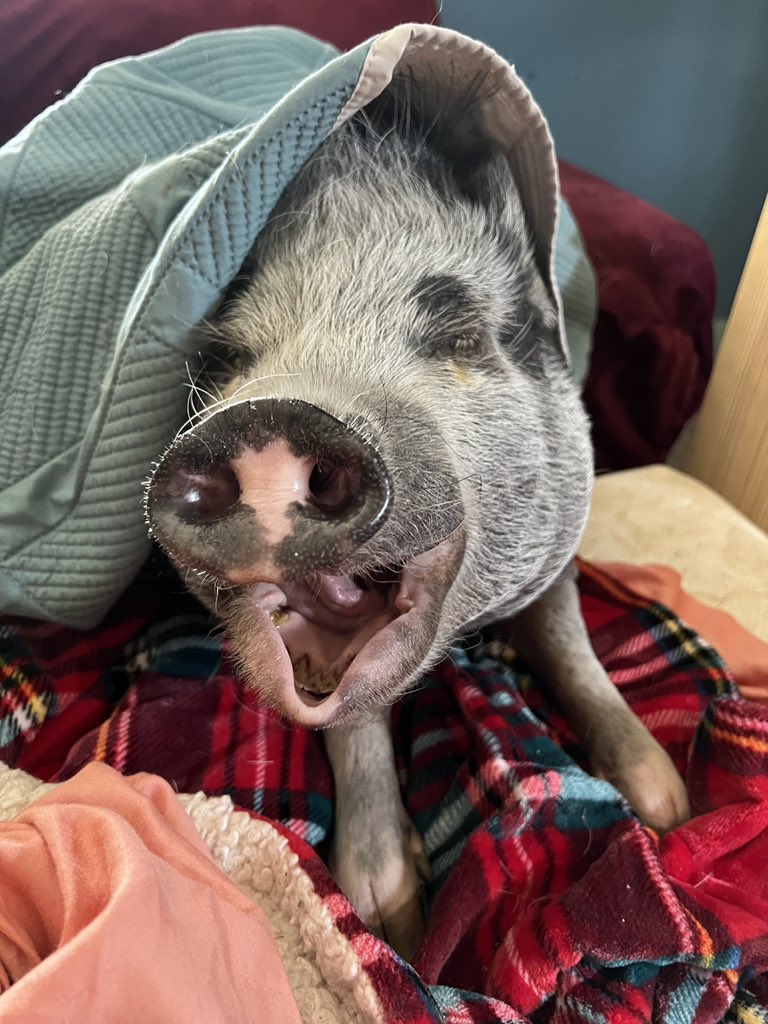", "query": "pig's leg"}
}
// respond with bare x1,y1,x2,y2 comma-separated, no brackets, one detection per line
324,714,430,962
502,567,690,832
